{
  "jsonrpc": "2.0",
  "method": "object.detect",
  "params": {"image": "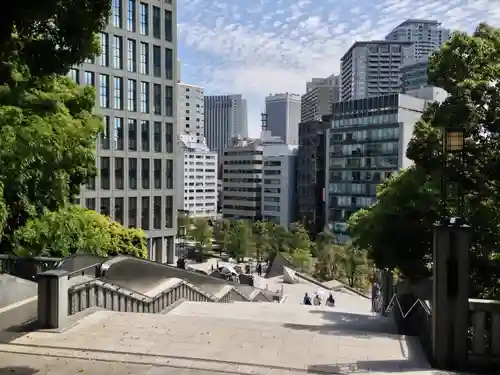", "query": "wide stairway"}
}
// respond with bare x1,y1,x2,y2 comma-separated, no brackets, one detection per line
0,298,442,374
